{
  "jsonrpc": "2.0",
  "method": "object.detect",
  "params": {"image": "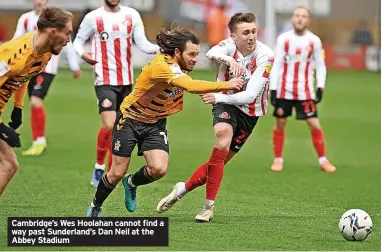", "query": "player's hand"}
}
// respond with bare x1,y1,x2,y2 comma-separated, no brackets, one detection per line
81,52,97,65
0,123,21,148
200,93,216,104
270,90,278,107
227,59,245,77
72,70,81,79
315,88,323,104
227,77,244,91
8,107,22,130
